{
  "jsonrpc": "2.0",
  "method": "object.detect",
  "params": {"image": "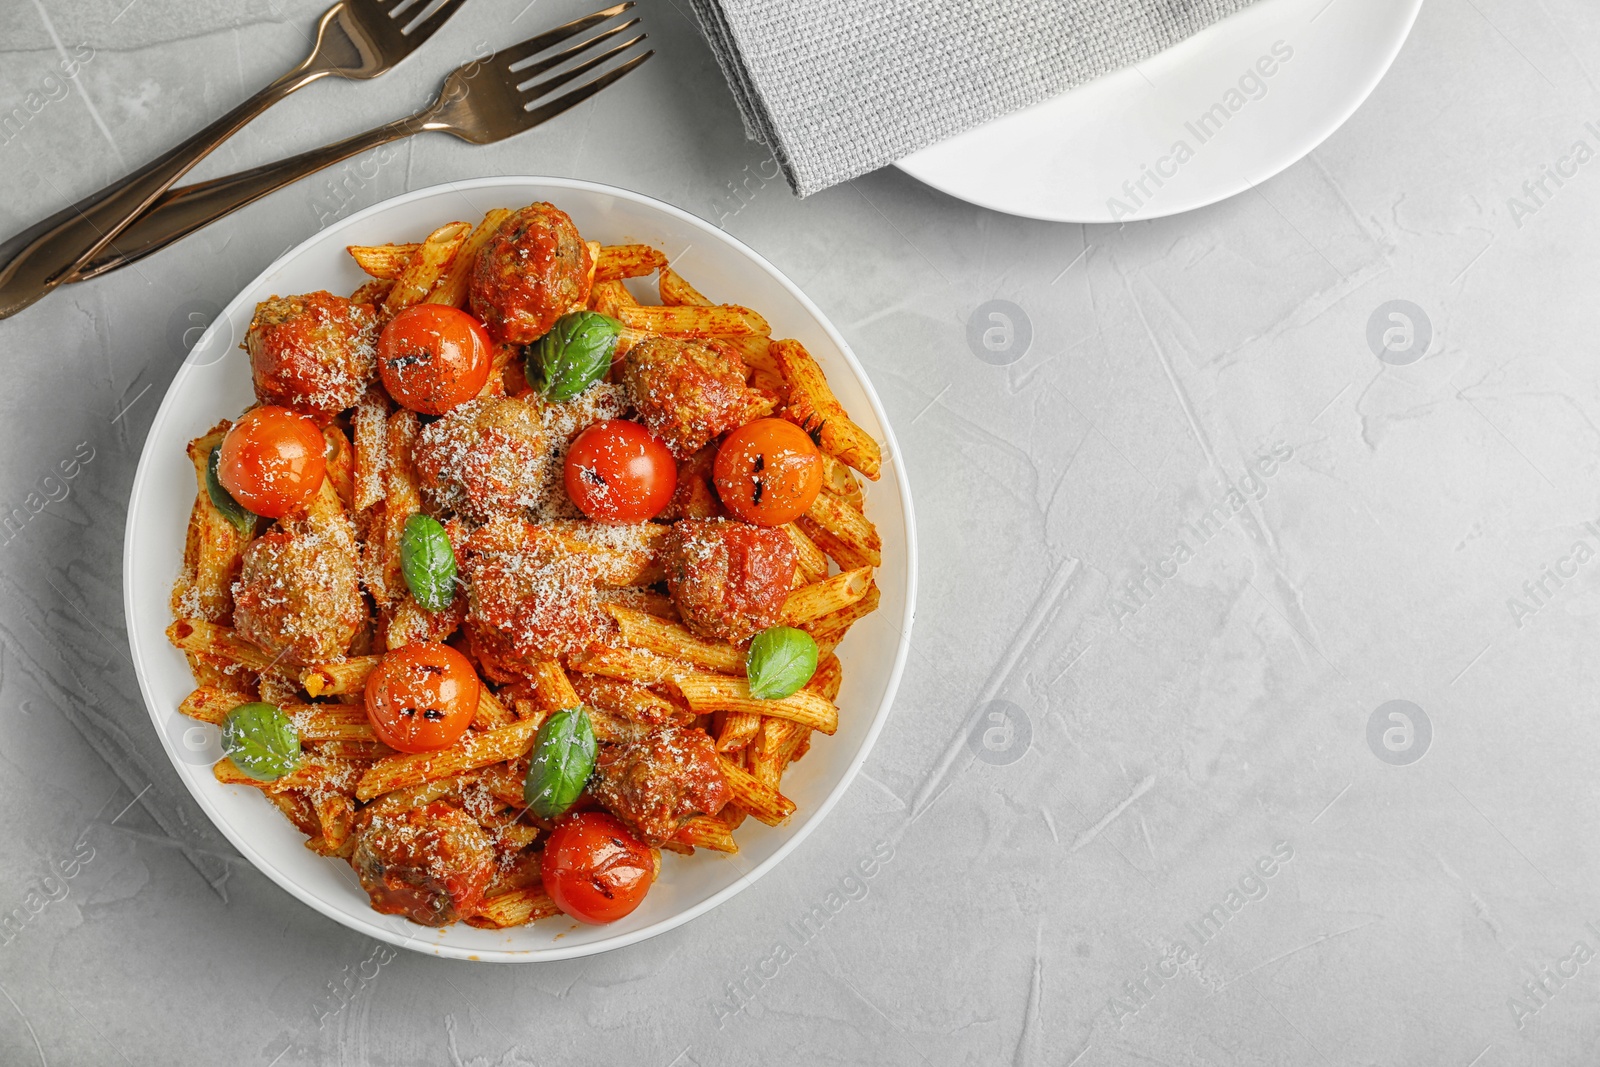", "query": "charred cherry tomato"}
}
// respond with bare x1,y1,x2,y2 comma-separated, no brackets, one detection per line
364,643,481,754
217,405,328,518
377,304,493,414
540,811,657,924
713,418,824,526
563,419,677,523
